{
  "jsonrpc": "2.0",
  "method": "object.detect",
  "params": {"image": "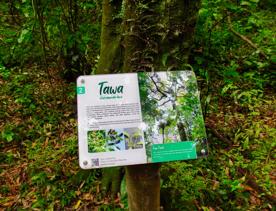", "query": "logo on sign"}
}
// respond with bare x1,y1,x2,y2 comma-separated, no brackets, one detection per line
77,86,85,94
